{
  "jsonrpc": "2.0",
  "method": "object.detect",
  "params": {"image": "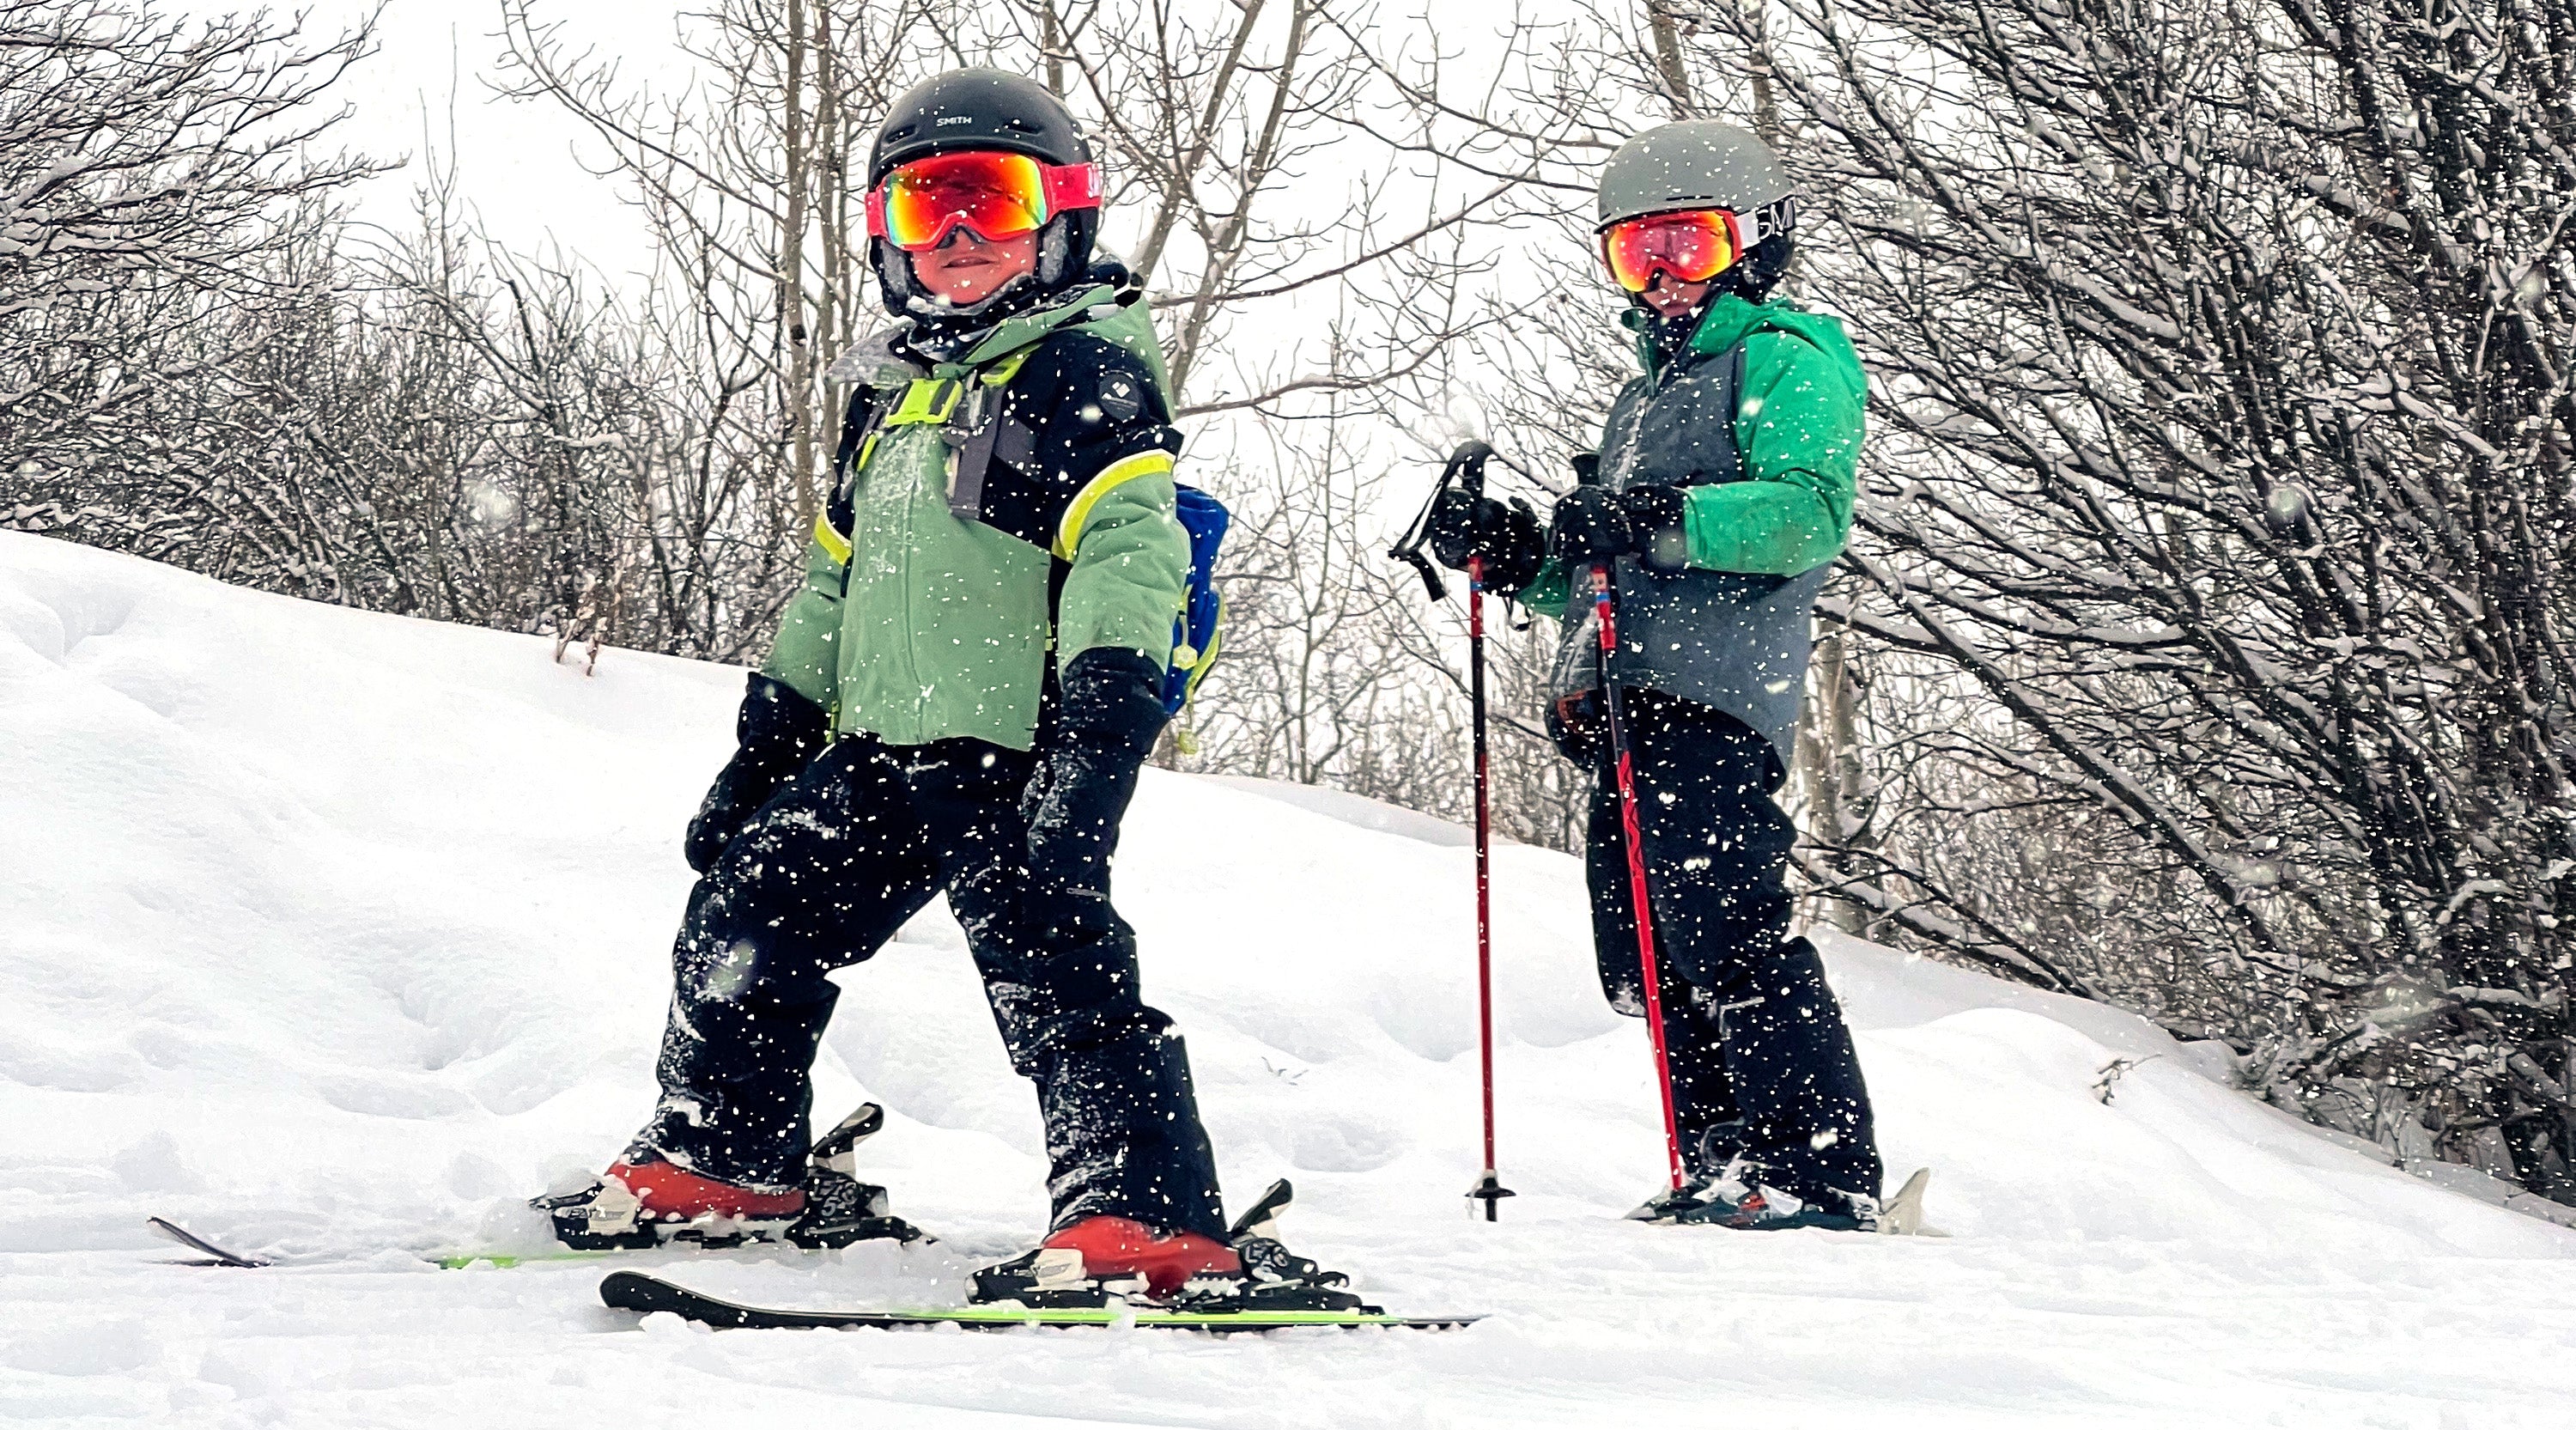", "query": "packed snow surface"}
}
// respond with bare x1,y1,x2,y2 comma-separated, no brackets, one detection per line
5,530,2573,1429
